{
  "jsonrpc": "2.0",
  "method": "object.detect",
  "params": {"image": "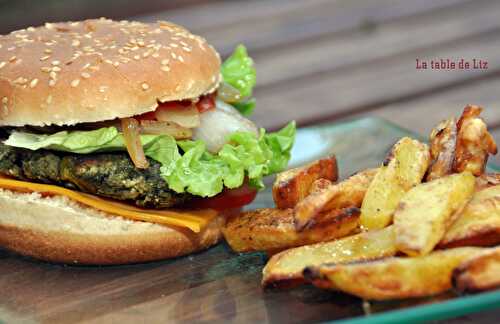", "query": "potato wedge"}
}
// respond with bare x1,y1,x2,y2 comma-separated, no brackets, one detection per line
395,172,476,256
360,137,431,230
272,156,338,209
440,185,500,248
476,173,500,191
222,207,359,253
426,118,457,181
454,105,498,176
309,178,333,194
305,247,483,300
294,168,377,230
453,246,500,292
262,226,396,288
